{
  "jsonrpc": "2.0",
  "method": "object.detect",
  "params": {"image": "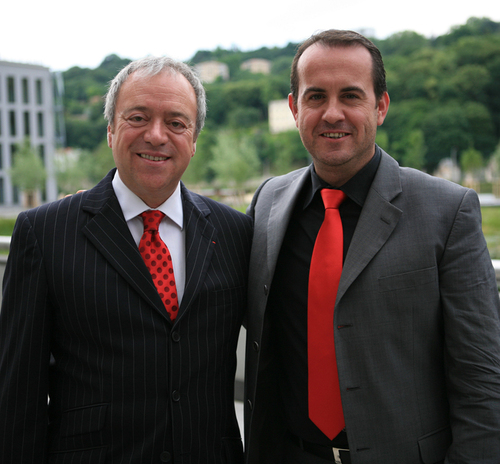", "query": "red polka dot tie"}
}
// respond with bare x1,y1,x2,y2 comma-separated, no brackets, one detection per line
308,189,346,439
139,210,179,321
